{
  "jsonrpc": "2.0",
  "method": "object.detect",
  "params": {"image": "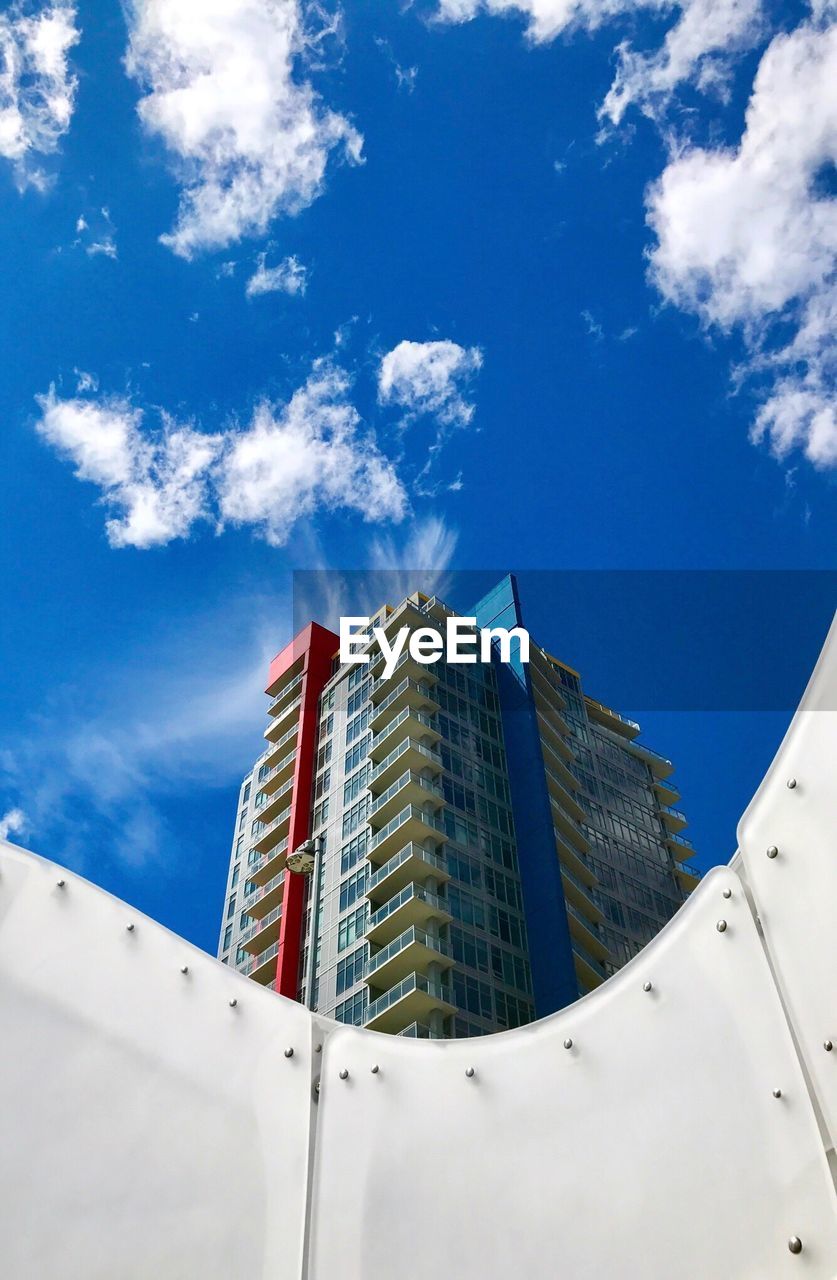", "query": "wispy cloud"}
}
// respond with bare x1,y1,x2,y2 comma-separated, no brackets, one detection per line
378,338,483,428
0,2,80,189
35,358,409,548
0,807,25,842
74,206,118,259
245,251,308,298
647,14,837,468
124,0,363,257
432,0,765,128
